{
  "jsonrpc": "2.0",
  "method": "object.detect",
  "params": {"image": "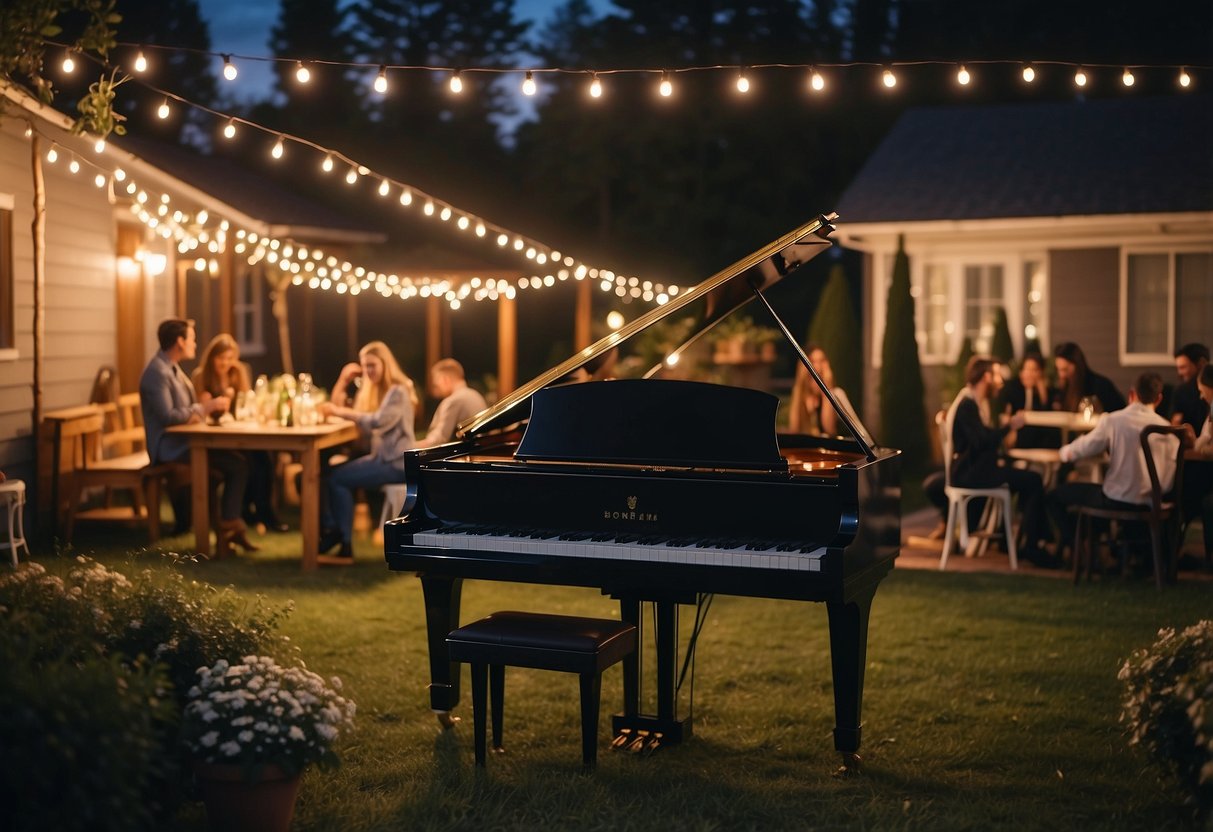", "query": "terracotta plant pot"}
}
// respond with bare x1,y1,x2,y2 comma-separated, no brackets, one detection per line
194,762,302,832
